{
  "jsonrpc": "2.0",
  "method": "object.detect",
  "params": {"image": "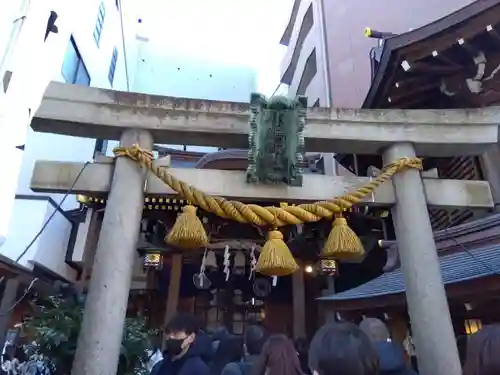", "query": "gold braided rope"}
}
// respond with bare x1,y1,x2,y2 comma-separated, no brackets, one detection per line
113,145,422,227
